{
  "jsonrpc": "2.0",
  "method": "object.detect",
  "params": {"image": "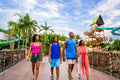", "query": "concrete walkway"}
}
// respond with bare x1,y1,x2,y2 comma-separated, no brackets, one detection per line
0,57,119,80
